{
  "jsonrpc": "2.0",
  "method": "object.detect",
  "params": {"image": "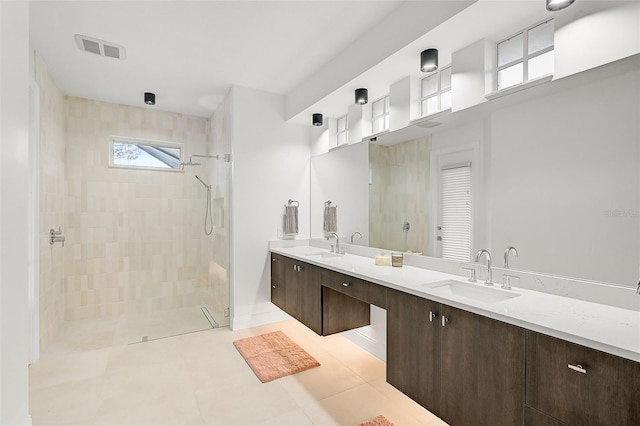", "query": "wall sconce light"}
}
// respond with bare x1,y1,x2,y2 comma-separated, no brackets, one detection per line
355,88,368,105
144,92,155,105
546,0,575,11
312,113,323,126
420,49,438,73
